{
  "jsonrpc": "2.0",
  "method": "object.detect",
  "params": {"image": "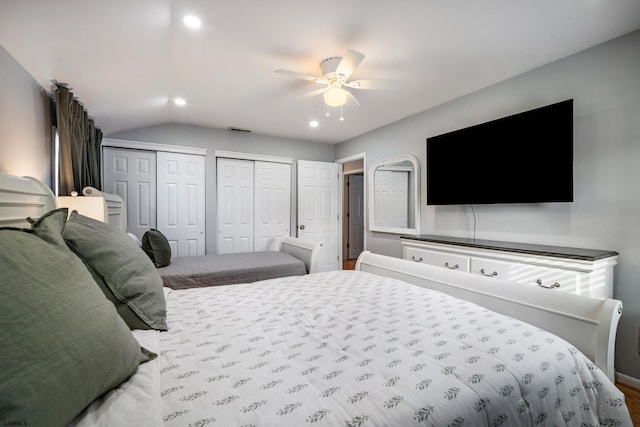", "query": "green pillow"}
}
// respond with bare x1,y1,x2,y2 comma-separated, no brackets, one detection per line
142,228,172,267
0,208,153,427
63,211,167,331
